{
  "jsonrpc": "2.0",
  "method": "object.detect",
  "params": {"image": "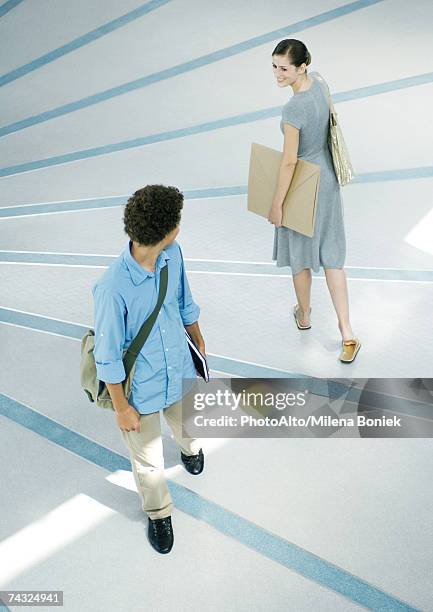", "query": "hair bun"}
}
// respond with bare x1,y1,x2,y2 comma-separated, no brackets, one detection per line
272,39,312,69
